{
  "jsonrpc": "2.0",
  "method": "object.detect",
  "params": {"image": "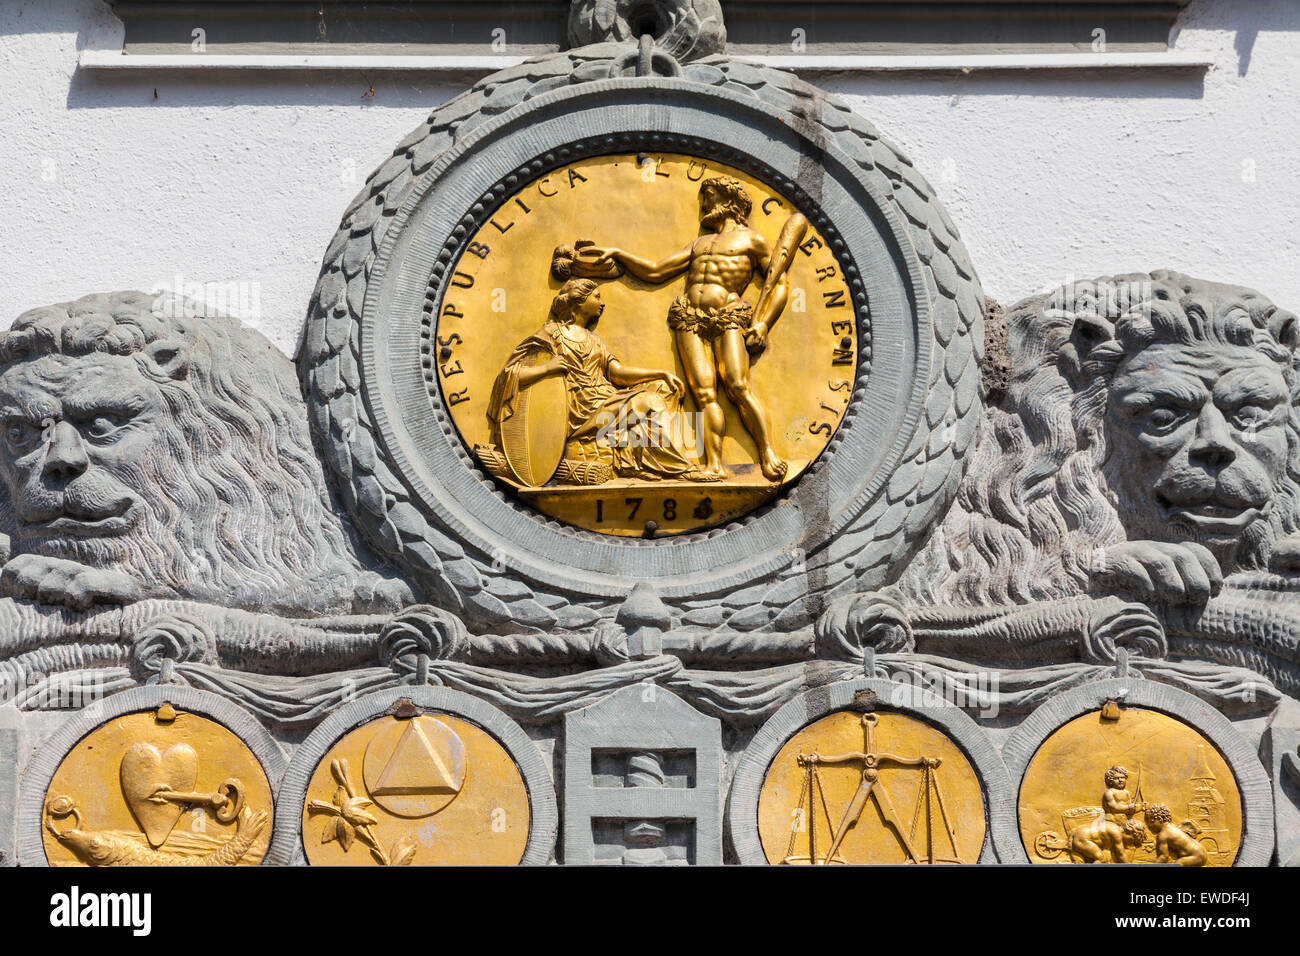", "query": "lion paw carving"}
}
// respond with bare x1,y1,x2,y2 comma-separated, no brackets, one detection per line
0,553,142,612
